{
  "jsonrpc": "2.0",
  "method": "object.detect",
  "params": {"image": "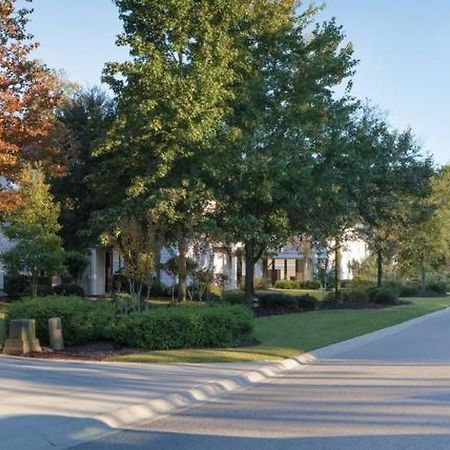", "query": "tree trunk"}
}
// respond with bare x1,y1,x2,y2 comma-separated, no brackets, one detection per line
419,256,426,295
376,248,383,287
334,238,341,302
244,241,256,303
156,247,162,283
177,236,188,302
31,274,38,298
